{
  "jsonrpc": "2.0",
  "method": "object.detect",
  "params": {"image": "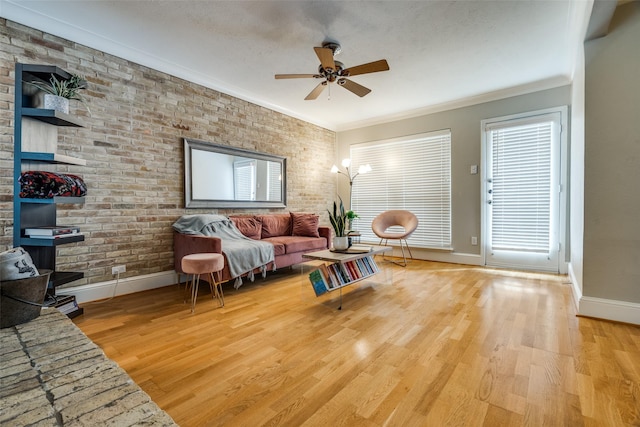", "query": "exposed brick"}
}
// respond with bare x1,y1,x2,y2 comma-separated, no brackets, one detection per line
0,19,336,288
